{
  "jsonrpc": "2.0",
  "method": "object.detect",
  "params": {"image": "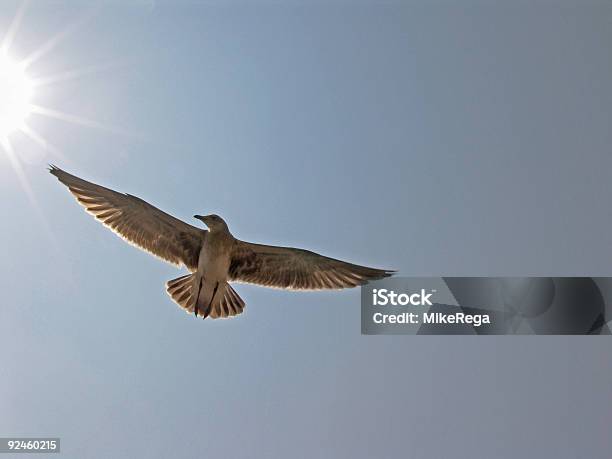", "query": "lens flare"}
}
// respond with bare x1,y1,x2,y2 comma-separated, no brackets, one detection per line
0,53,33,139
